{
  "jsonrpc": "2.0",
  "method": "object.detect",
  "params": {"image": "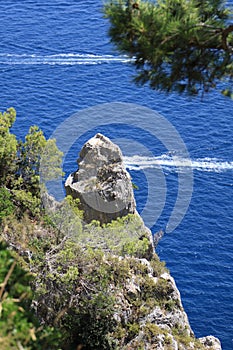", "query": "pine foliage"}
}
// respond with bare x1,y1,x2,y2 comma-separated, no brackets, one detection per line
104,0,233,96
